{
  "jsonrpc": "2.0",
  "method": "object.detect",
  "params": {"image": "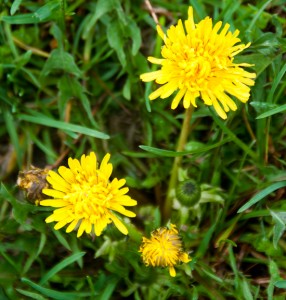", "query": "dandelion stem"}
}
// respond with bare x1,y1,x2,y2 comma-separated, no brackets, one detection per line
164,106,194,221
